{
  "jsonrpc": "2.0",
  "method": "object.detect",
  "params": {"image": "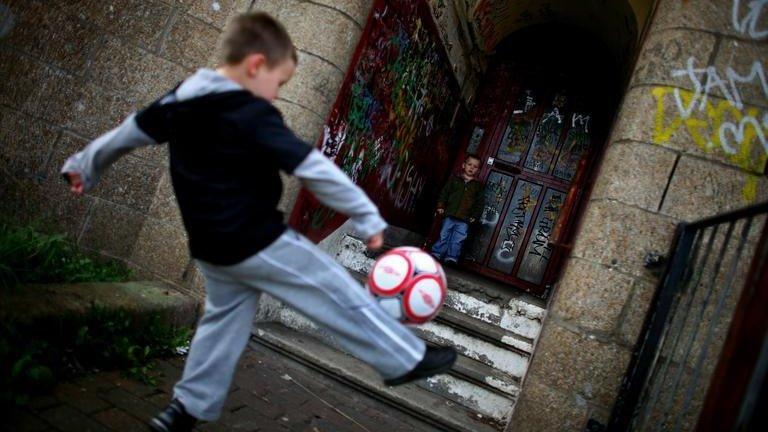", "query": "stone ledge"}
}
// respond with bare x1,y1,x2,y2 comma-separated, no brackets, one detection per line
0,281,200,328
